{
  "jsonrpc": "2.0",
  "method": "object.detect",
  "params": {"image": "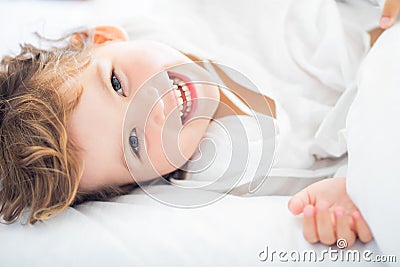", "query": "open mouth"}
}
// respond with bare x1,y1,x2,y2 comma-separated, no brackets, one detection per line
167,72,197,124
